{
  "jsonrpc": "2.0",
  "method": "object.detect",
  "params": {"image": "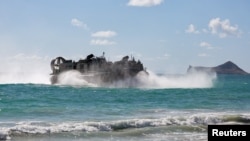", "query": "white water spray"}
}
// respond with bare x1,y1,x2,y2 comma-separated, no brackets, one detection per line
56,70,97,87
55,70,217,89
0,54,51,84
136,70,217,89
